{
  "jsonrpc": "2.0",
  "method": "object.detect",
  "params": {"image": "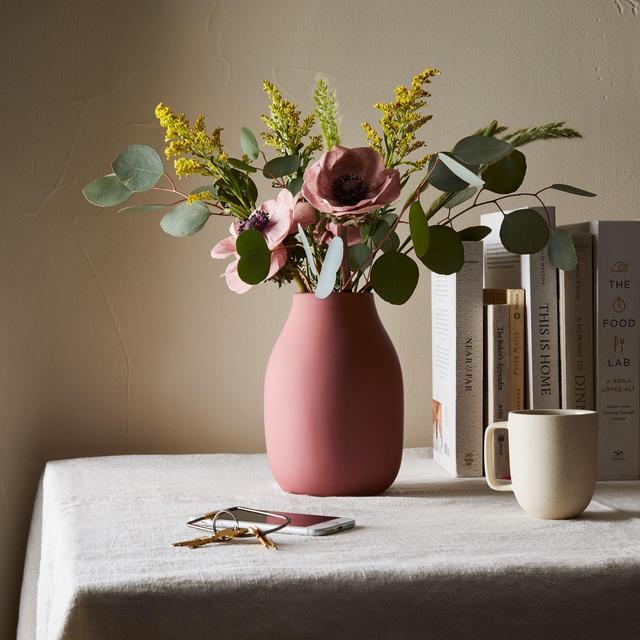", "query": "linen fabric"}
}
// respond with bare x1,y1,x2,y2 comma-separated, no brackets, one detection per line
18,449,640,639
